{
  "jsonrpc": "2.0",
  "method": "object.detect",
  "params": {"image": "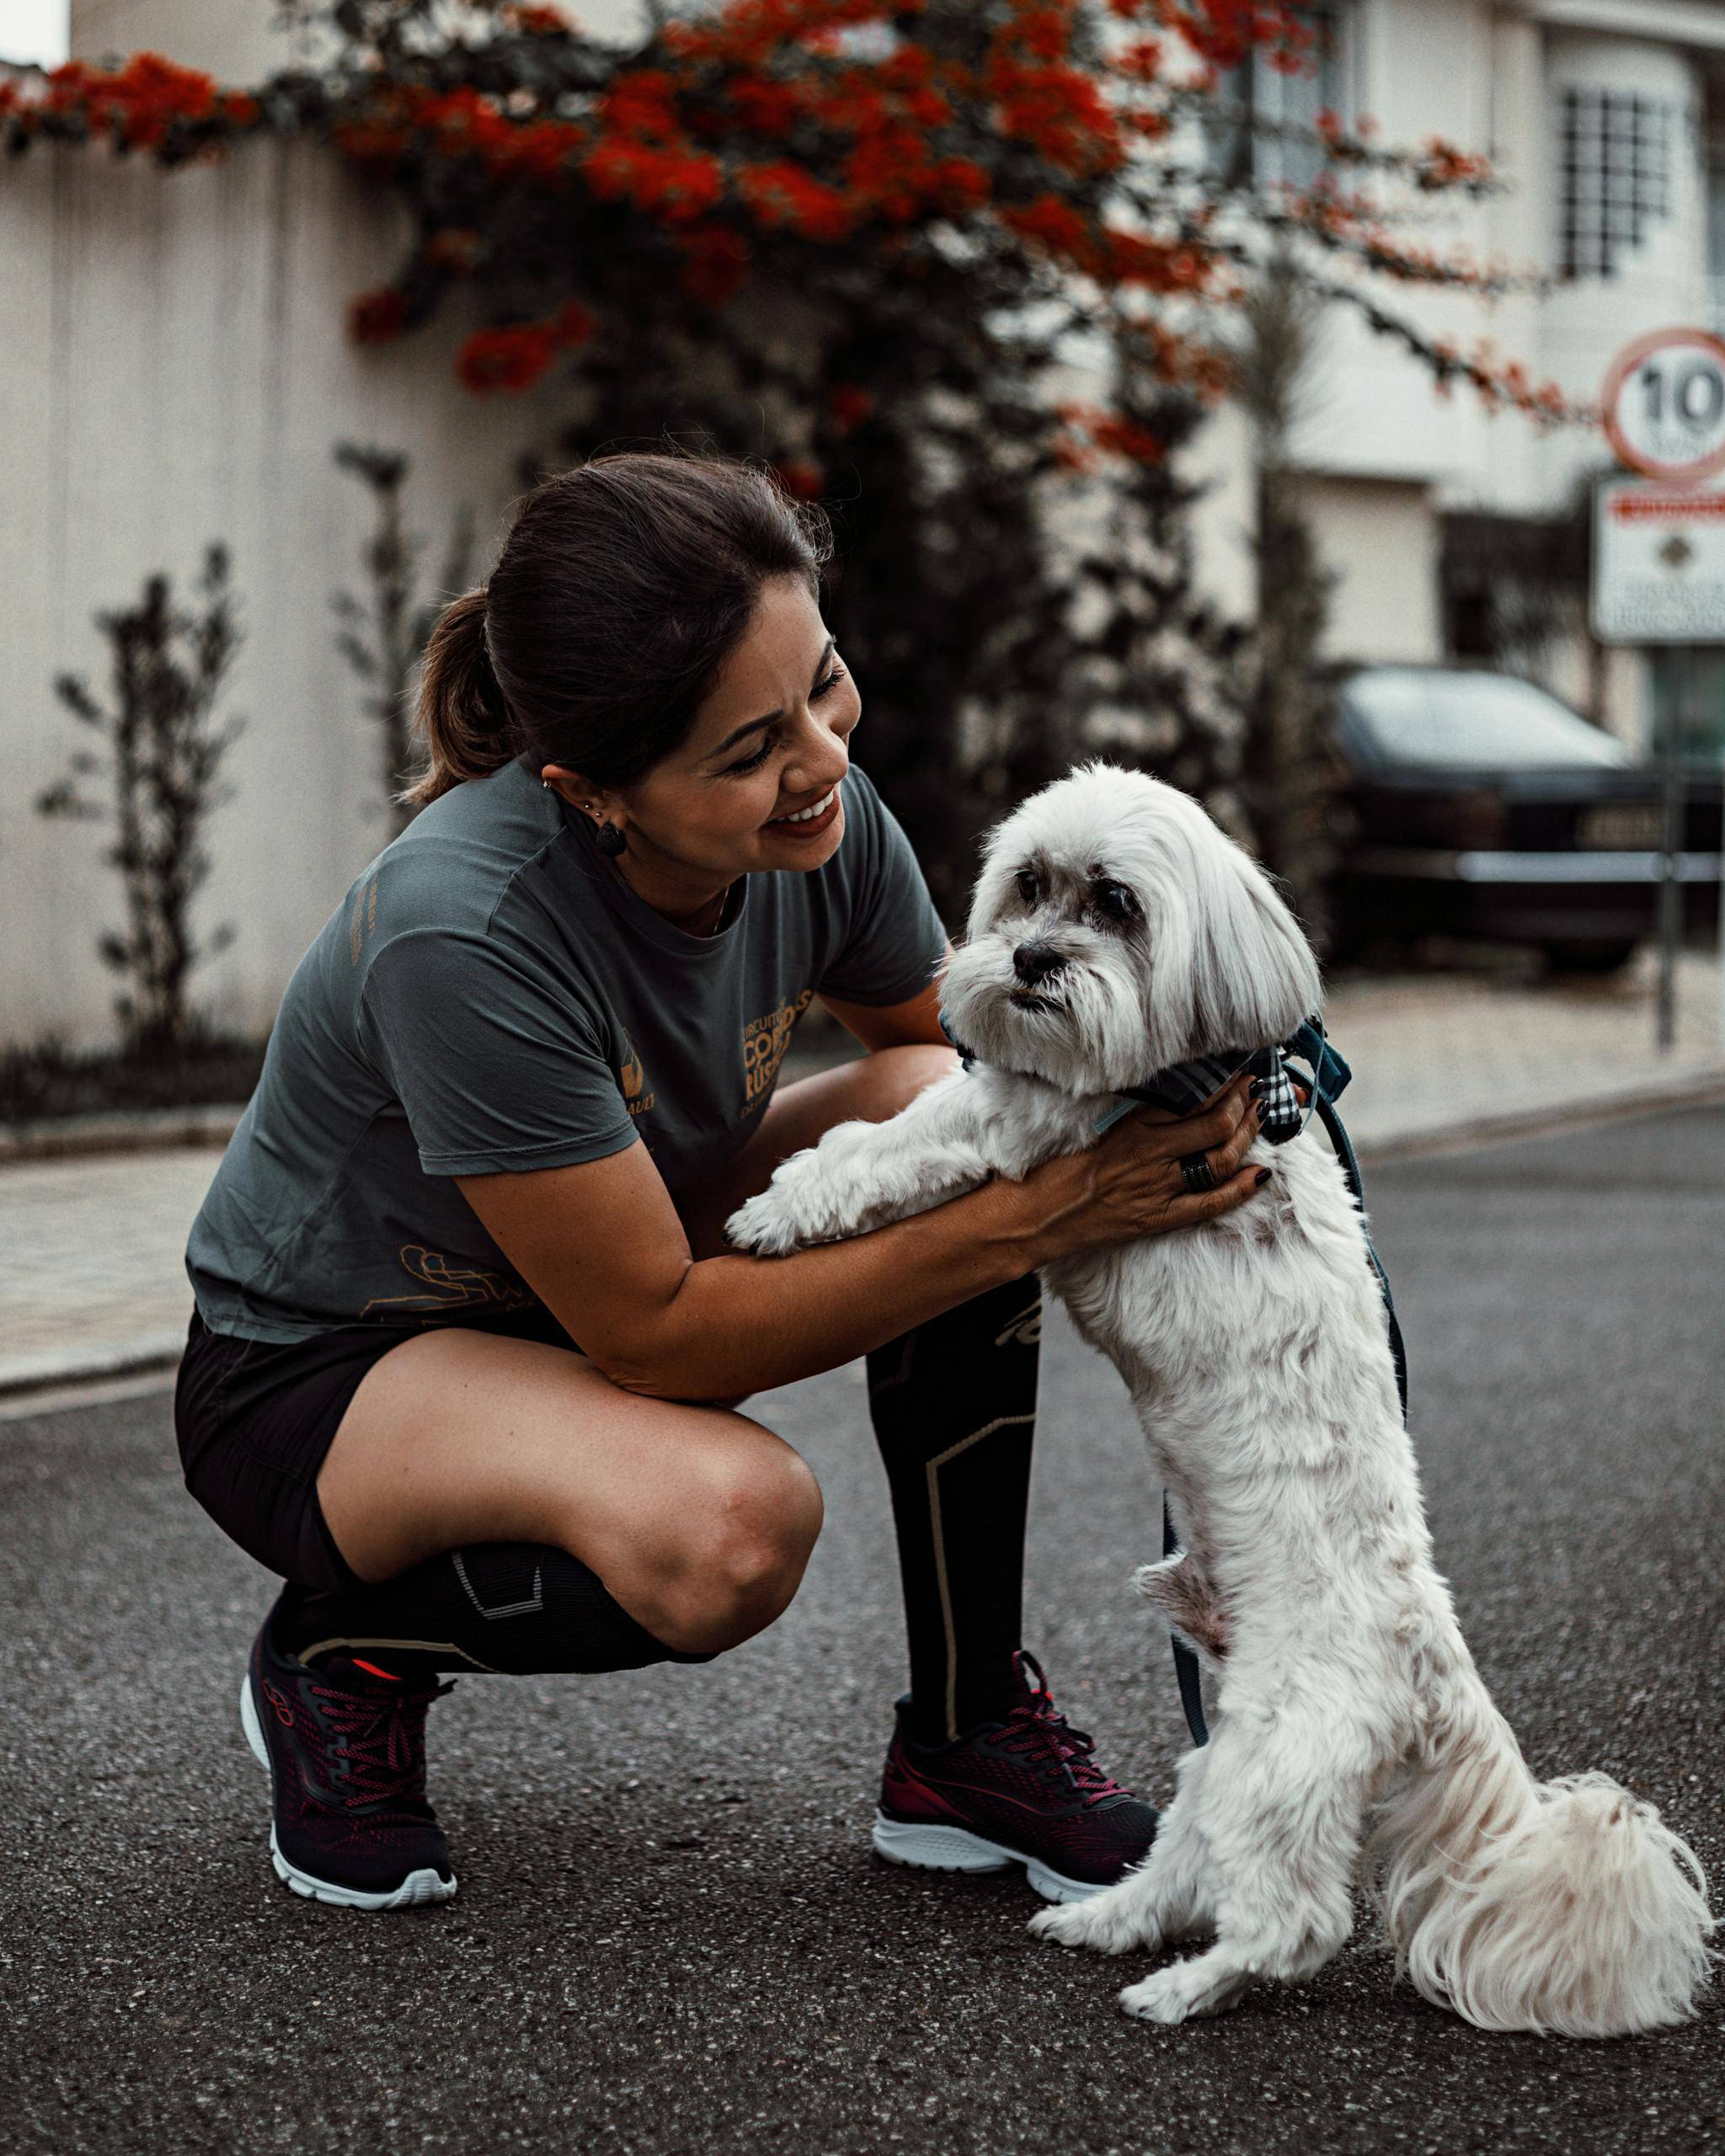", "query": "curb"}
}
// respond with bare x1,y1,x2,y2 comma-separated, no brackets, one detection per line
1352,1065,1725,1166
0,1103,247,1166
3,1067,1721,1409
0,1044,861,1165
0,1332,189,1405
